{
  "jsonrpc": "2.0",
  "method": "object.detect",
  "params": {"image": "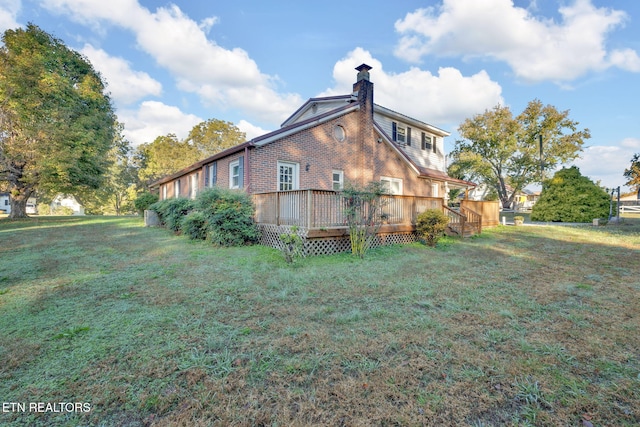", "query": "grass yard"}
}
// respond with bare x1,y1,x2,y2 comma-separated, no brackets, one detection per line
0,216,639,426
